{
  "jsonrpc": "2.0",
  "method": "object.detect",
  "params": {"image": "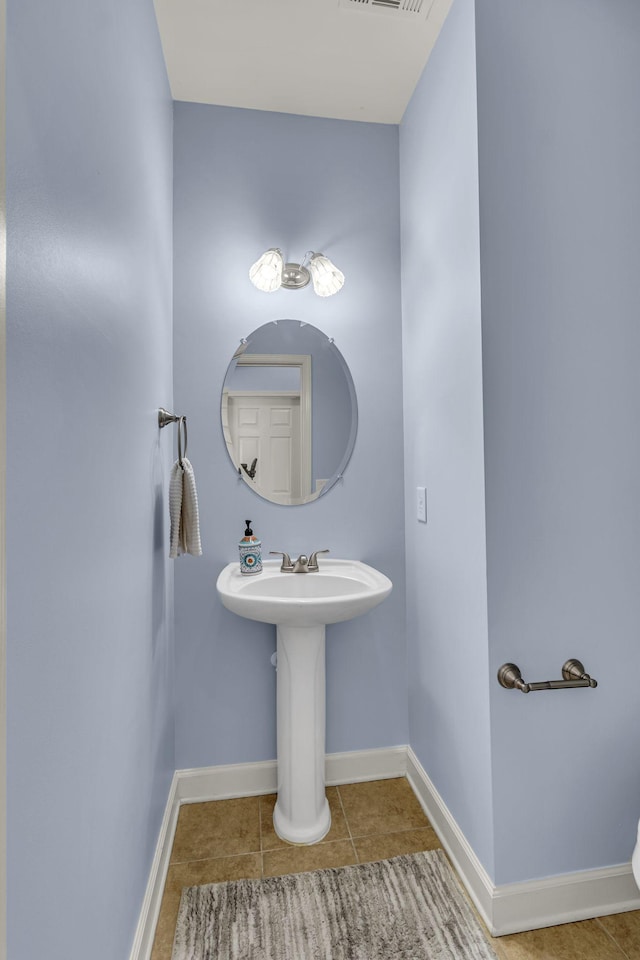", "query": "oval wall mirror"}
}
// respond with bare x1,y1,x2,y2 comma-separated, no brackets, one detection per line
221,319,358,505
